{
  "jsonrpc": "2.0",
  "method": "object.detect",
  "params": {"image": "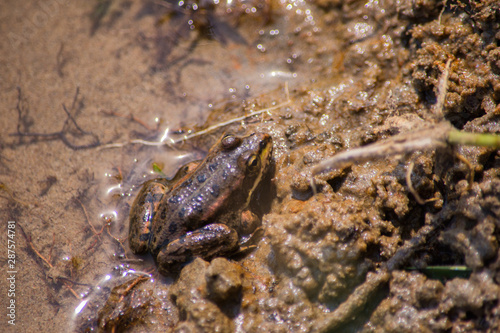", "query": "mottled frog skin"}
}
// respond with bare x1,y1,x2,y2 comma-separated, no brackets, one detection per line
129,133,273,274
